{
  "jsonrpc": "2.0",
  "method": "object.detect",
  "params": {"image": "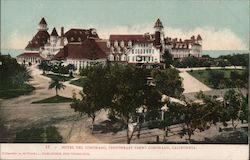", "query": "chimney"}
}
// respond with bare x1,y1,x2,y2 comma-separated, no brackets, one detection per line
61,27,64,37
60,27,64,46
